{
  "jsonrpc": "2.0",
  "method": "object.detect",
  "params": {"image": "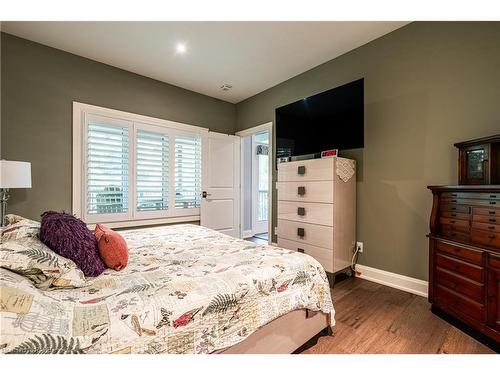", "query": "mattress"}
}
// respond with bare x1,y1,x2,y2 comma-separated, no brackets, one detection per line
0,224,334,354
